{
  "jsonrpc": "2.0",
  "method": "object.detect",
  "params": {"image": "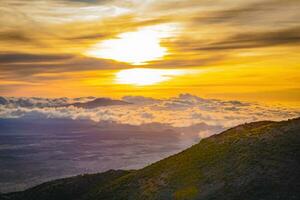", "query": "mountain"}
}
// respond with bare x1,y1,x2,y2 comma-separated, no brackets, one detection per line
66,98,130,109
0,97,129,108
2,118,300,200
0,97,8,105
